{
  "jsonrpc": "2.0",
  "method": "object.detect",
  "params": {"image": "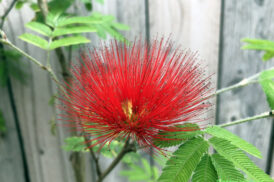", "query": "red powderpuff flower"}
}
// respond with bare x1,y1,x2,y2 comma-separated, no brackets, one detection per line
60,38,211,151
